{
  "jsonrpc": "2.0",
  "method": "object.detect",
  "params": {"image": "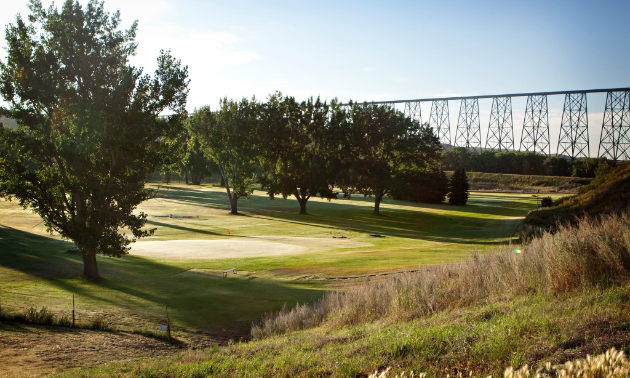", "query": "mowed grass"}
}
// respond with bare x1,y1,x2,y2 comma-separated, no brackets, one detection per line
0,184,561,339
